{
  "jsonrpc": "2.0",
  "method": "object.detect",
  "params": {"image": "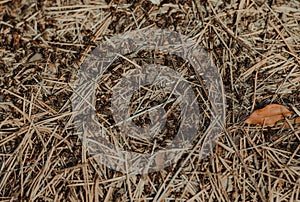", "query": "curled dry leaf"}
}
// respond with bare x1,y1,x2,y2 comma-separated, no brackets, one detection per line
245,104,292,127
